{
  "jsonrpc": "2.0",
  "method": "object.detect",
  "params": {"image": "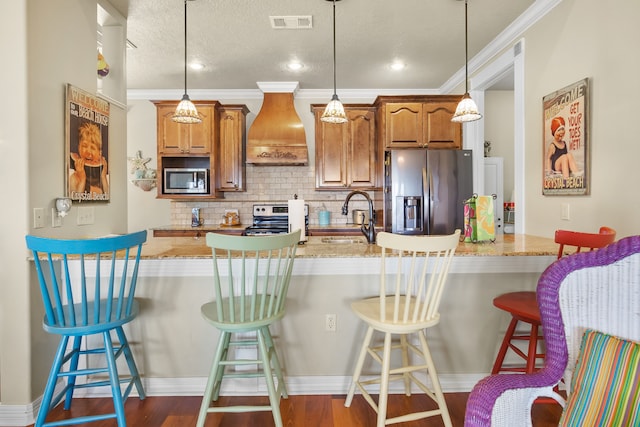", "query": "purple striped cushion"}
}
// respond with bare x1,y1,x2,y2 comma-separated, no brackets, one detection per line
559,329,640,426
